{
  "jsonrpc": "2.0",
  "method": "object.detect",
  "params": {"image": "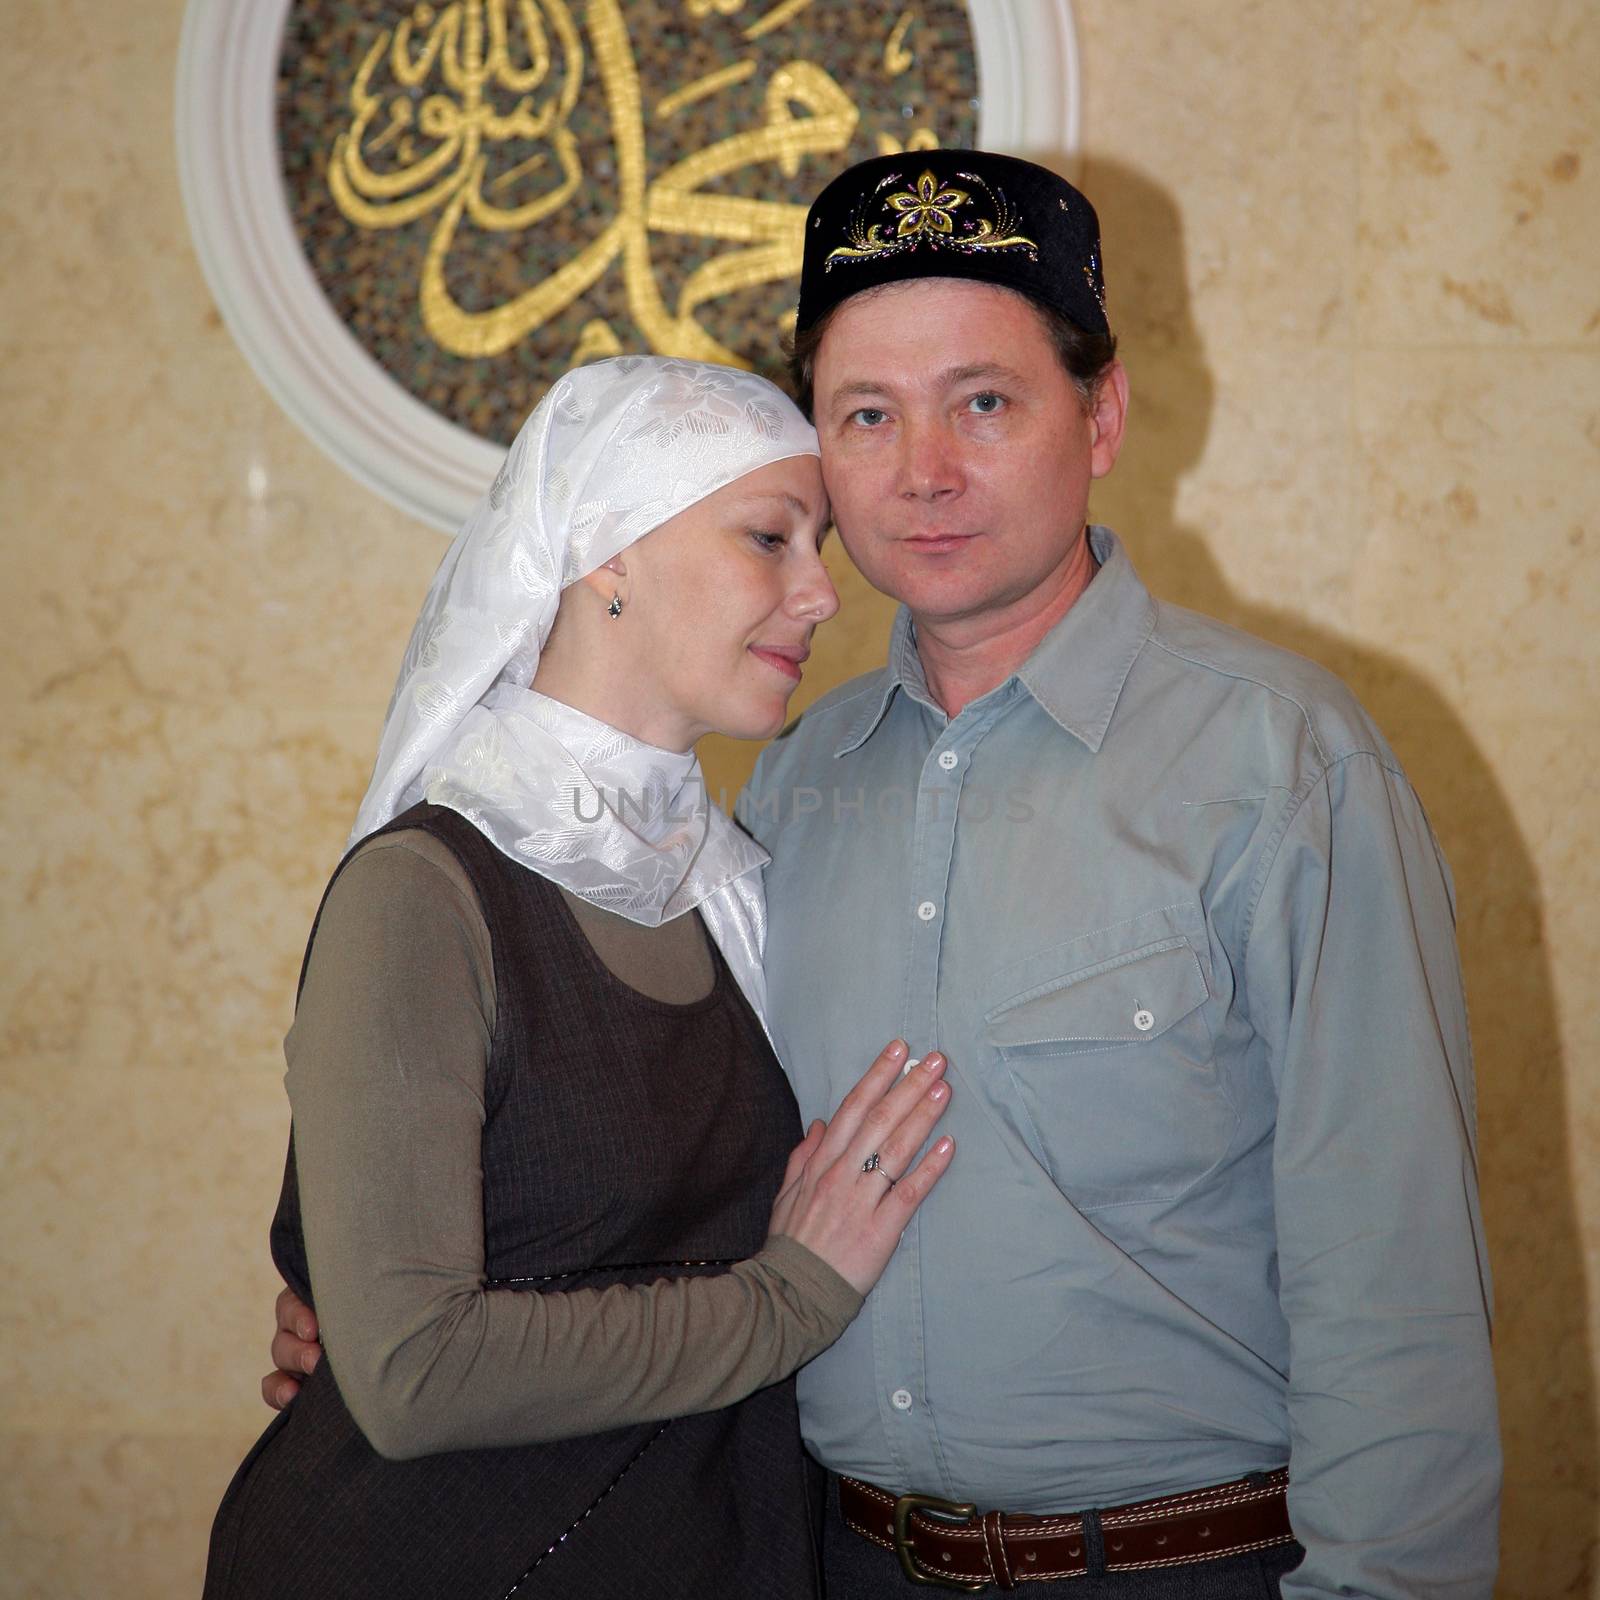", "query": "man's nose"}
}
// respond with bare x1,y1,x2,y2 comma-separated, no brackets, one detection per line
896,418,964,501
